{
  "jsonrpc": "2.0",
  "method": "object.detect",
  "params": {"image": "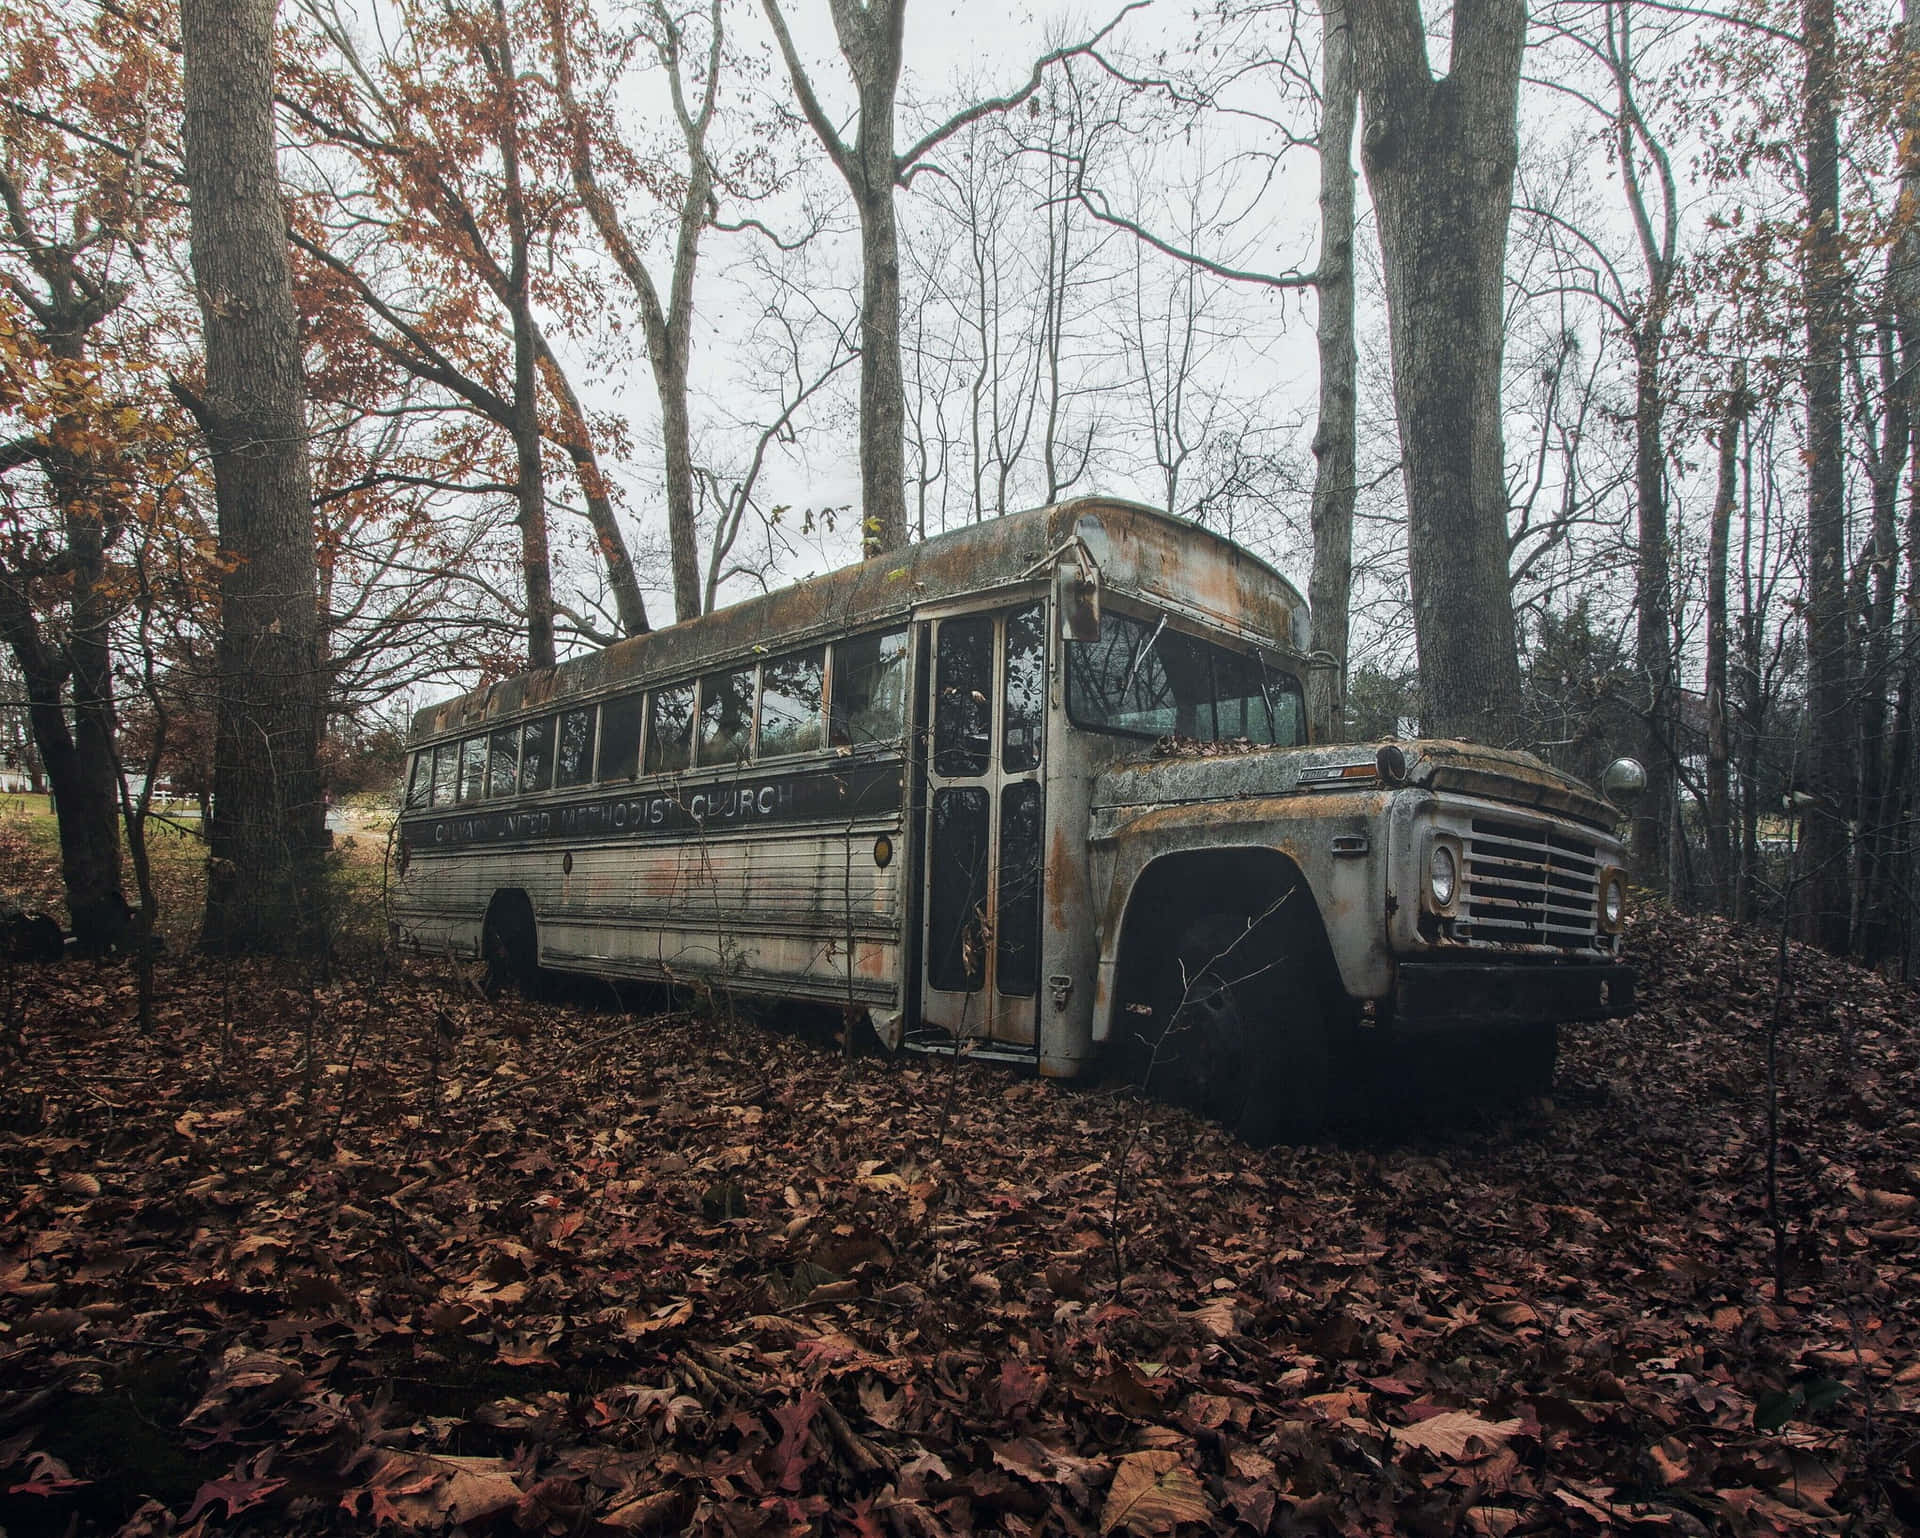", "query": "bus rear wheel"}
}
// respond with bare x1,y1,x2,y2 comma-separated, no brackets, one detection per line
482,892,542,999
1143,911,1332,1143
